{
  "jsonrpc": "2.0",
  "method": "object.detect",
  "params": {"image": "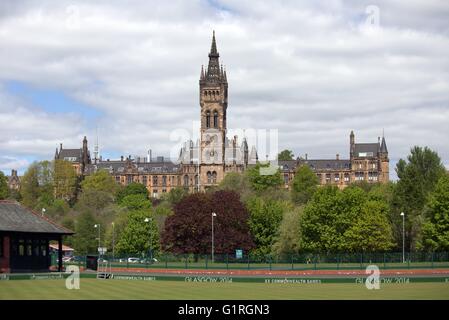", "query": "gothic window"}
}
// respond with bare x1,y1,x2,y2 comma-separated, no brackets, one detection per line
284,174,289,185
184,175,189,187
212,171,217,183
153,176,158,186
142,175,147,186
213,111,218,128
206,111,211,128
207,171,212,184
162,176,167,187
